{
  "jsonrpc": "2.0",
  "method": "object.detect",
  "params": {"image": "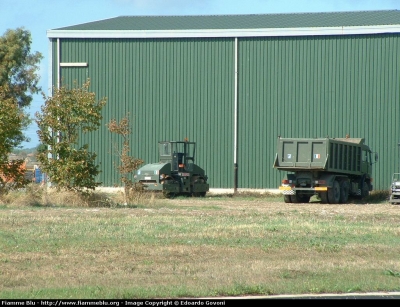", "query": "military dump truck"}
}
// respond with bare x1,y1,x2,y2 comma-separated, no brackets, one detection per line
134,140,209,198
388,173,400,204
273,137,378,204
